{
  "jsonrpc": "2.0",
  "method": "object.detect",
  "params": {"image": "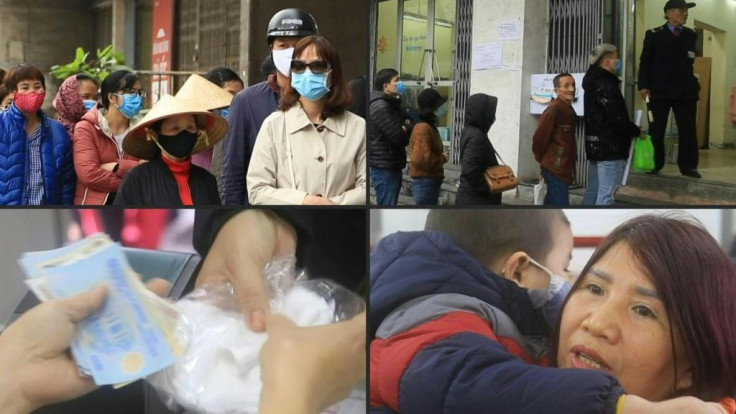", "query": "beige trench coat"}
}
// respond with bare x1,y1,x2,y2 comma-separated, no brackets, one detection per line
247,104,366,205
